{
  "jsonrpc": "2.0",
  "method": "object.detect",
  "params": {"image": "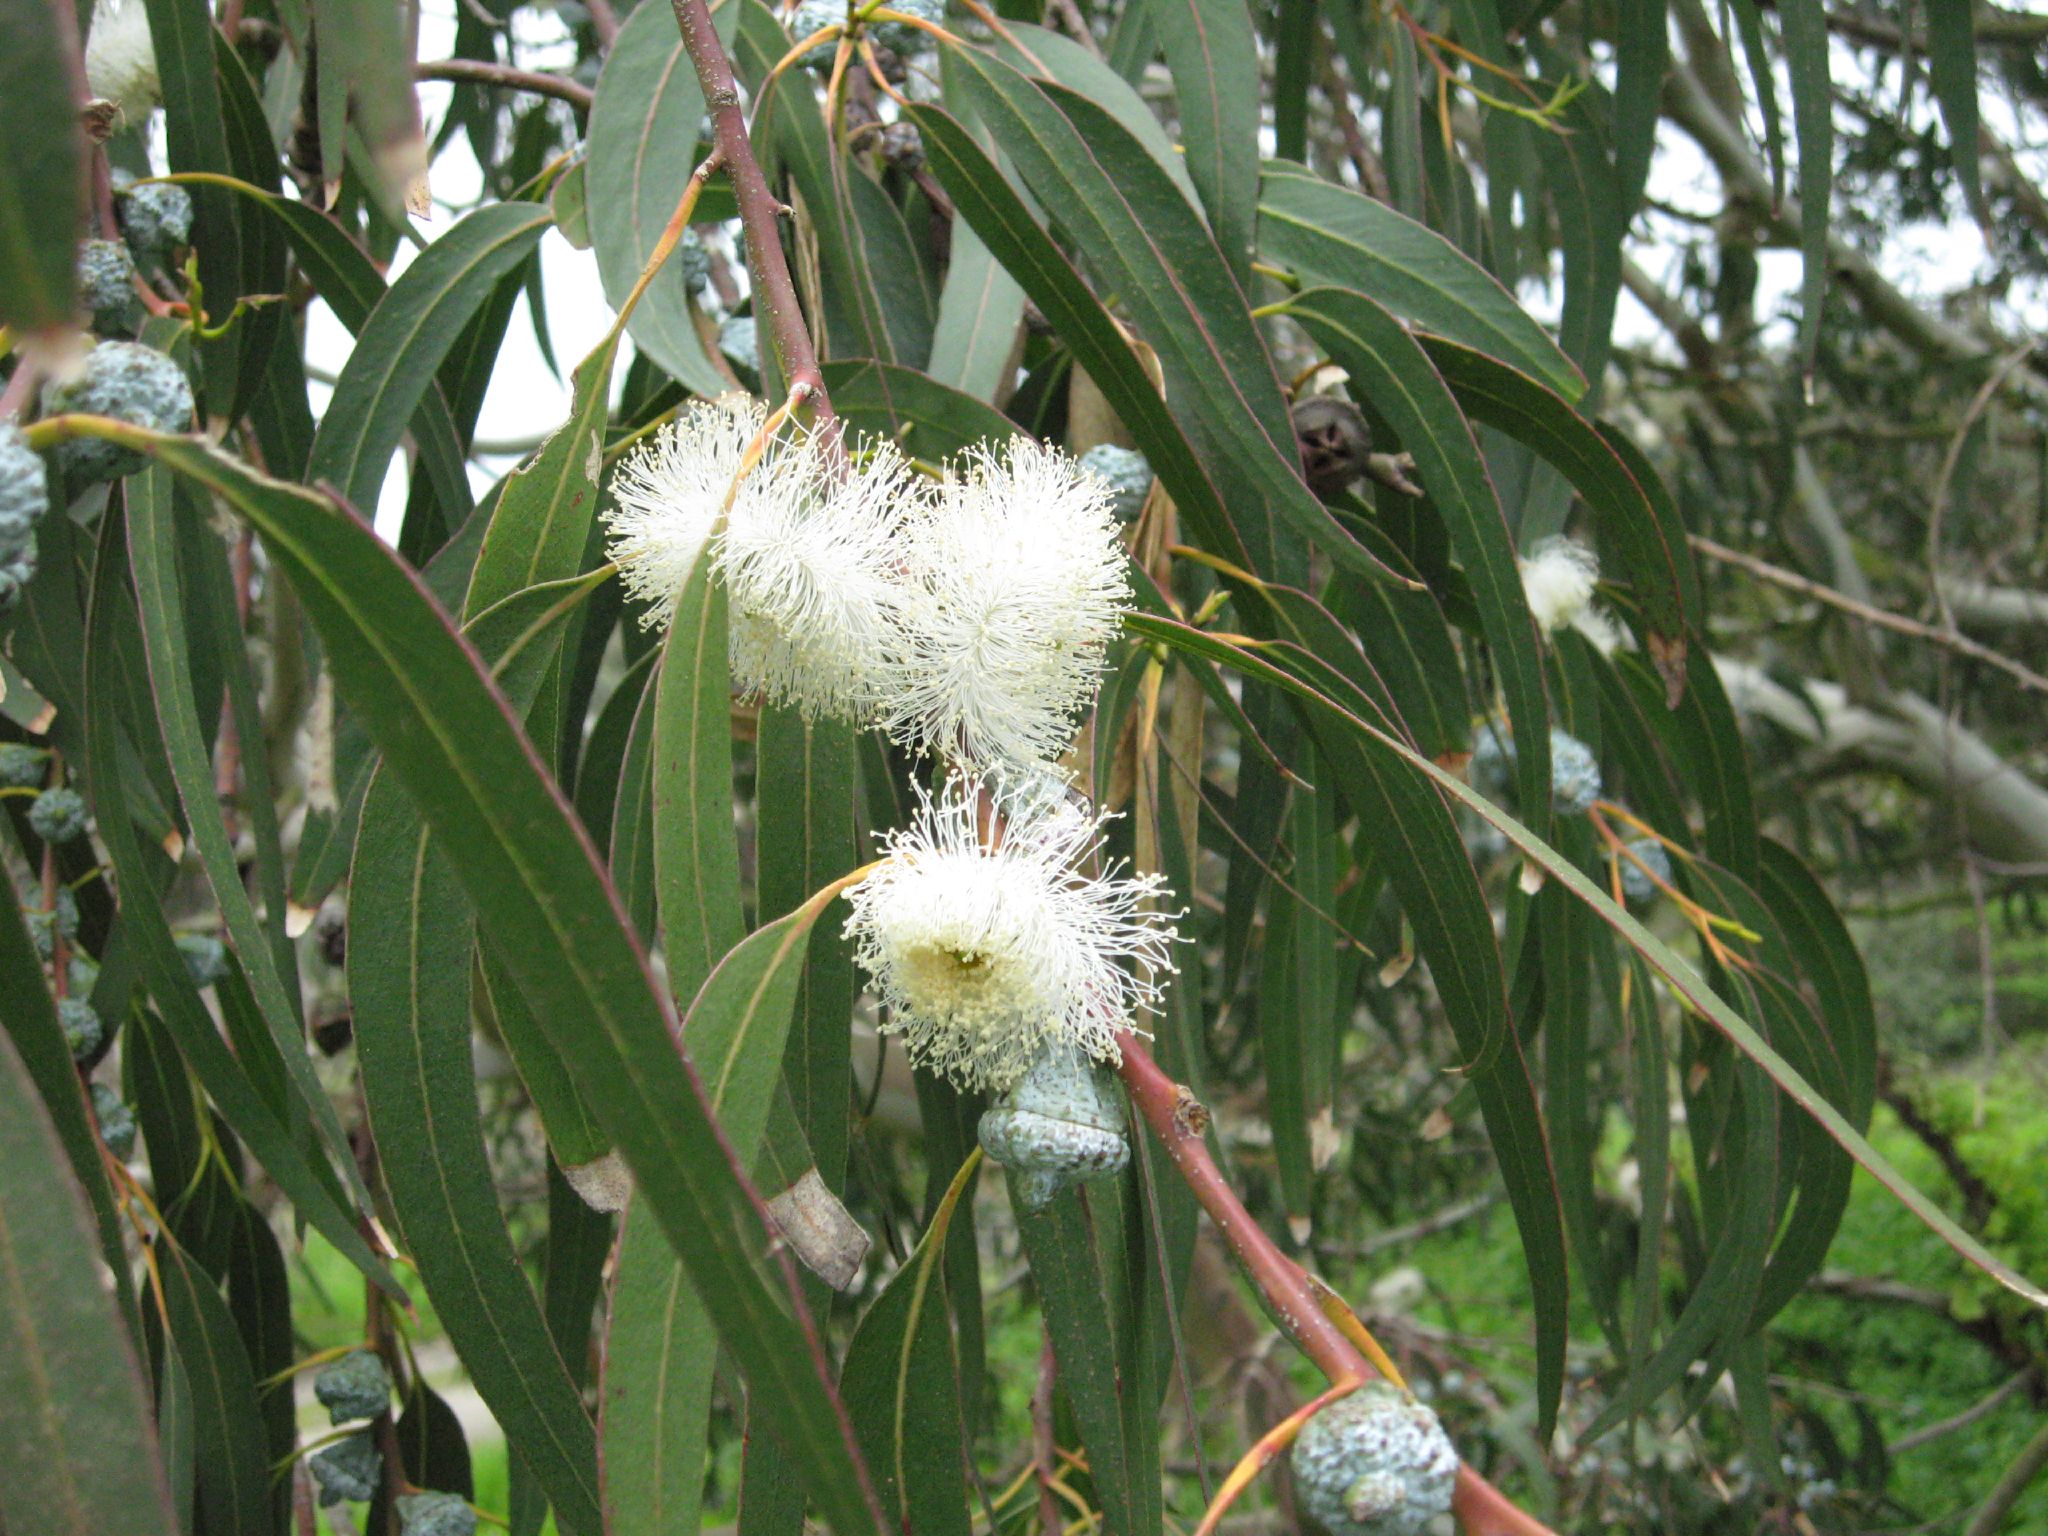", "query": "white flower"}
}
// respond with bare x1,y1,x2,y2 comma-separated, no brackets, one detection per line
1518,535,1599,636
843,771,1180,1092
85,0,160,126
604,395,912,720
881,438,1130,772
